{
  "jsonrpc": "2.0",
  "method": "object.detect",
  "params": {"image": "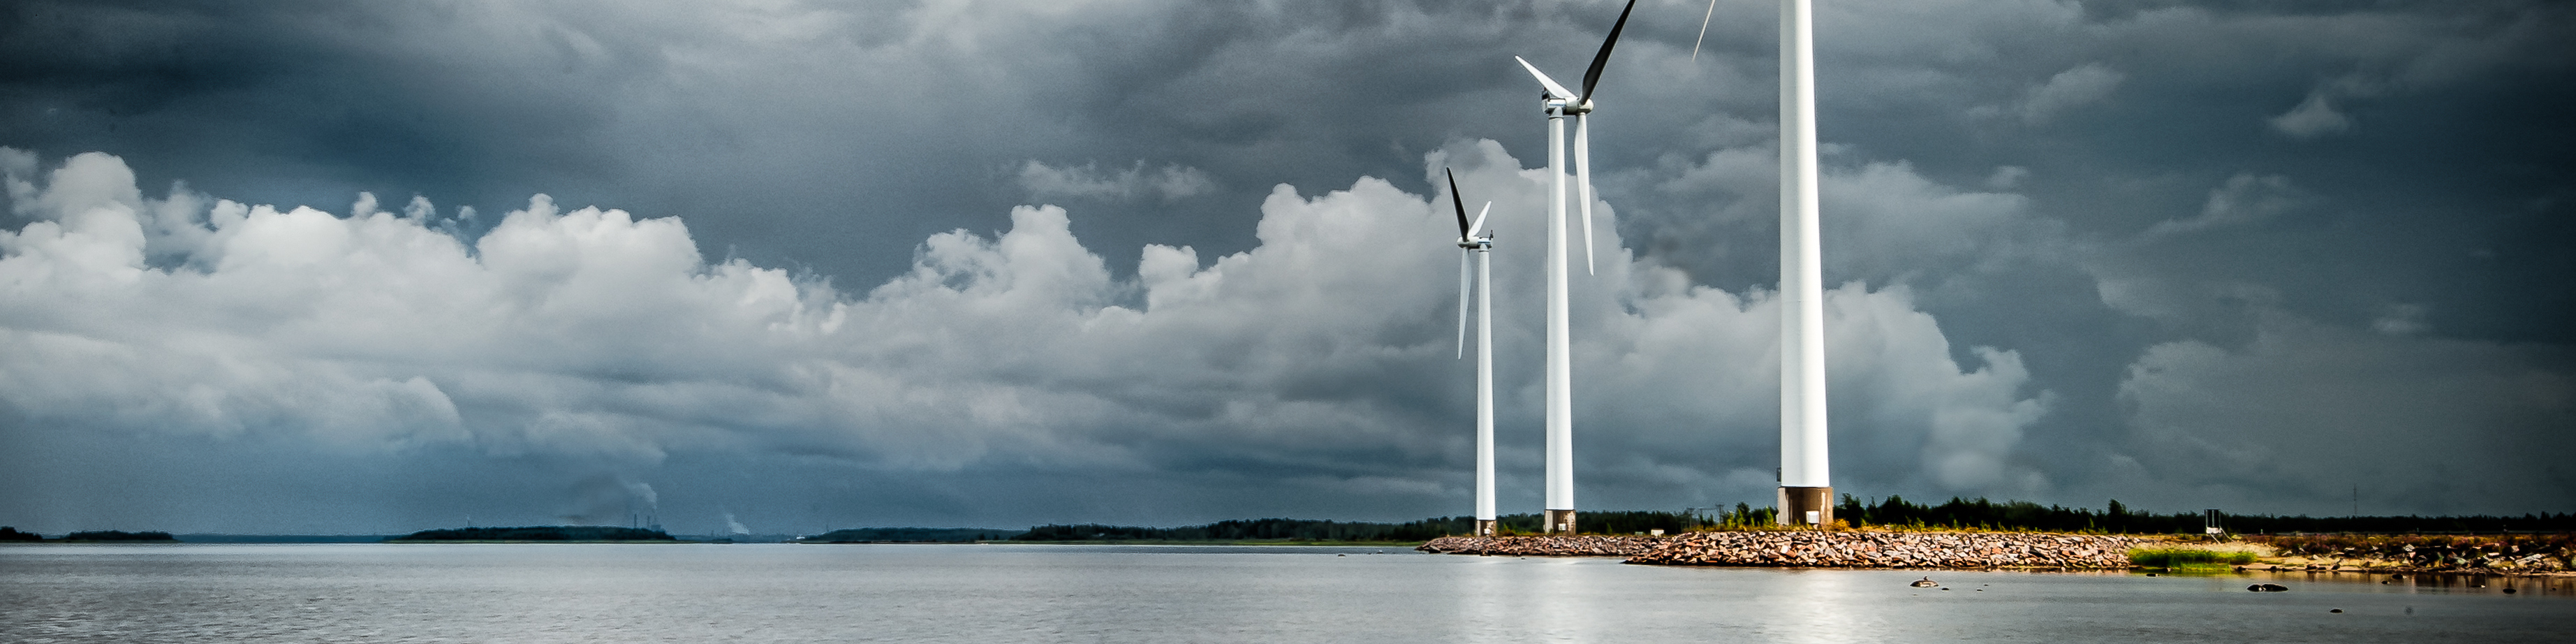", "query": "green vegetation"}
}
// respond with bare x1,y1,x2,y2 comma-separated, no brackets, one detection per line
2128,548,2257,571
0,526,42,541
390,526,675,541
61,530,177,541
1692,504,1780,529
